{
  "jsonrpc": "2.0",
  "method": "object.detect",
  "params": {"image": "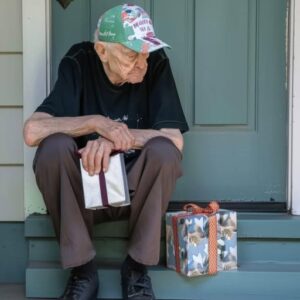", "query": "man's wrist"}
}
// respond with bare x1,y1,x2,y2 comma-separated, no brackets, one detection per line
89,115,104,135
